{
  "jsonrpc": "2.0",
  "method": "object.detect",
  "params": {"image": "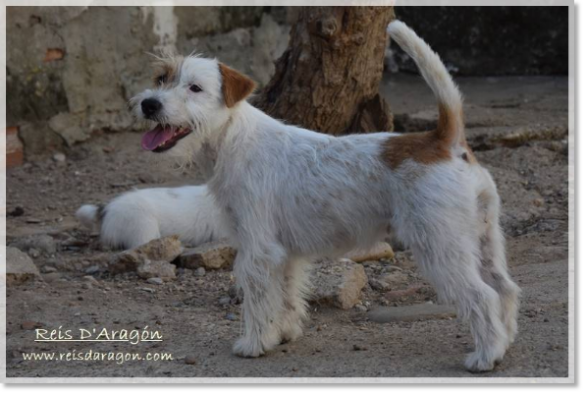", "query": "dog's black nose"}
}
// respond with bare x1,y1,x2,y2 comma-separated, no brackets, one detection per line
141,98,162,118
